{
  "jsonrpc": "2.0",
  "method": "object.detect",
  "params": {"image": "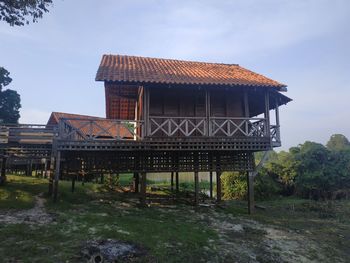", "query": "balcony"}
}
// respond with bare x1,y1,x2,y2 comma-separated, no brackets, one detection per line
55,116,281,150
